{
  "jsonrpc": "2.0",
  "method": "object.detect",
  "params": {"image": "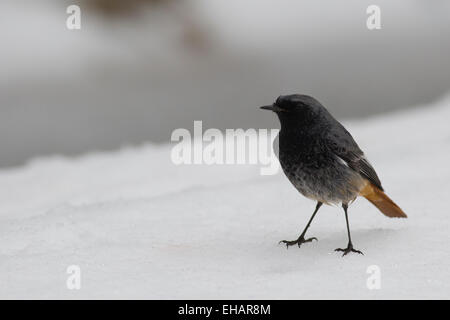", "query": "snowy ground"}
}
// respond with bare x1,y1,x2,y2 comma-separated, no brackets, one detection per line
1,97,450,299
